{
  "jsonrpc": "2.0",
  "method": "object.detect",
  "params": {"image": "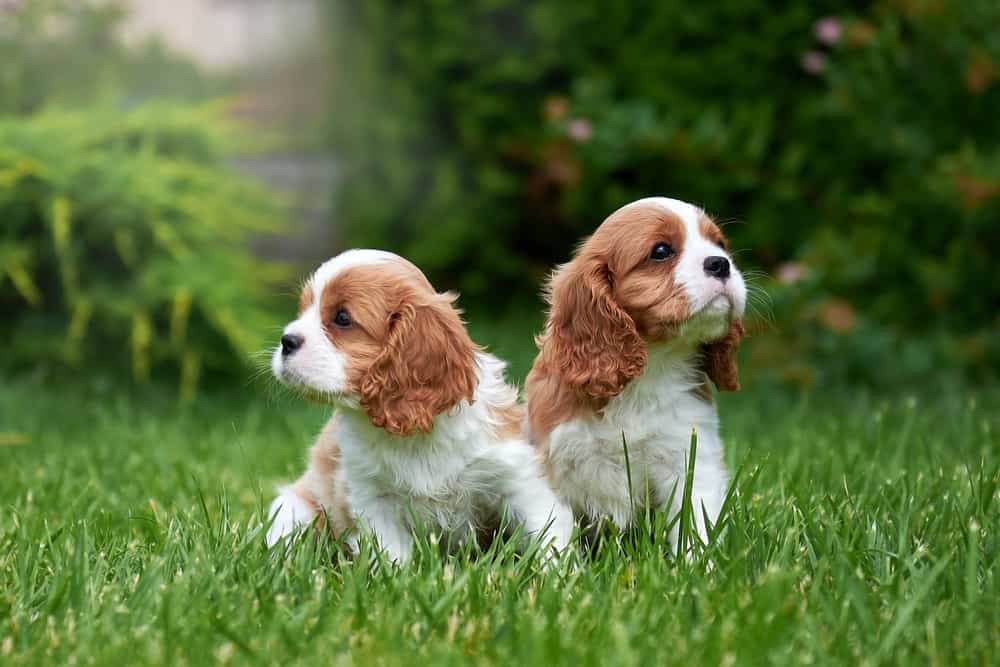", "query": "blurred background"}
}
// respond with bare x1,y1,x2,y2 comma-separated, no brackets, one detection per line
2,0,998,398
